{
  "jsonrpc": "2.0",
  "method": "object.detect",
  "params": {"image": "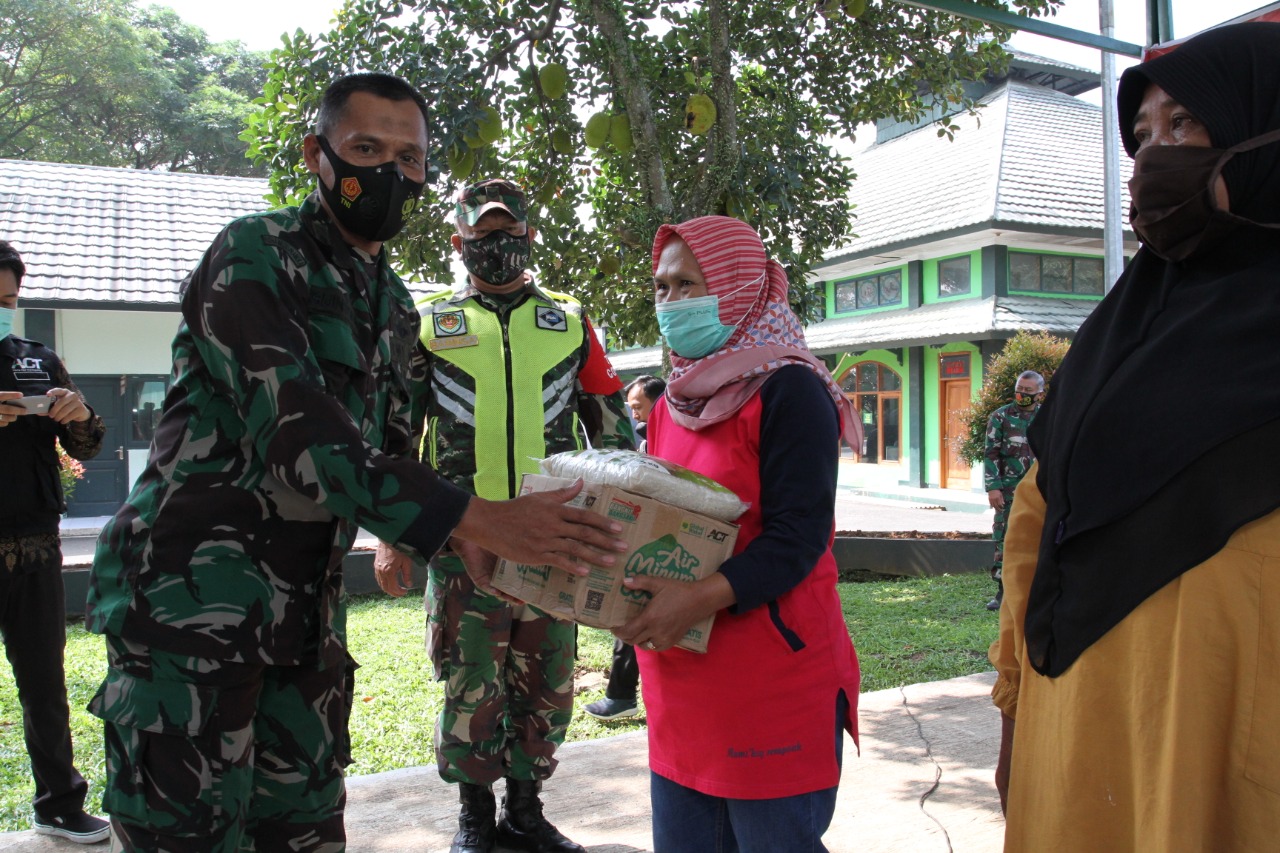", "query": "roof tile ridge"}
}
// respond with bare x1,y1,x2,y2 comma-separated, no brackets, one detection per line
990,83,1020,224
